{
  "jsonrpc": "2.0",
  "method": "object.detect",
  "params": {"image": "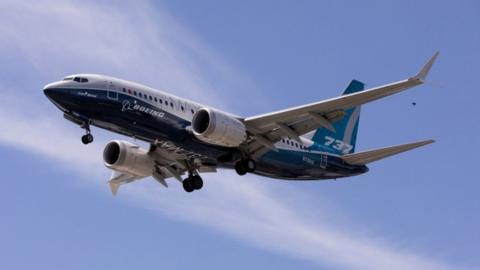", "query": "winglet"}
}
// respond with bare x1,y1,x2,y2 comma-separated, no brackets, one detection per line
413,51,439,82
109,181,121,196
